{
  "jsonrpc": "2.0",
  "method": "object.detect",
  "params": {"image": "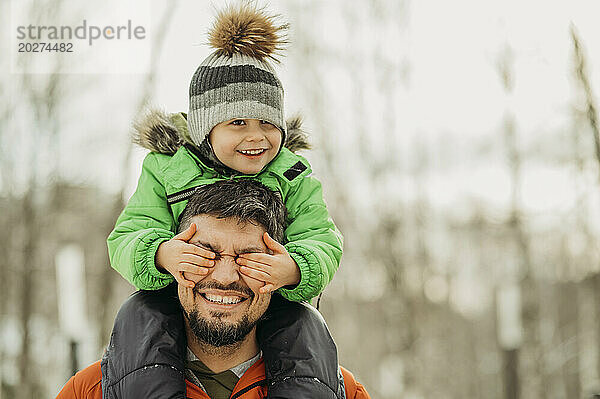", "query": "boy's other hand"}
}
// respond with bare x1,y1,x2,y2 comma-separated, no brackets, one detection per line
155,223,215,288
236,232,300,294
